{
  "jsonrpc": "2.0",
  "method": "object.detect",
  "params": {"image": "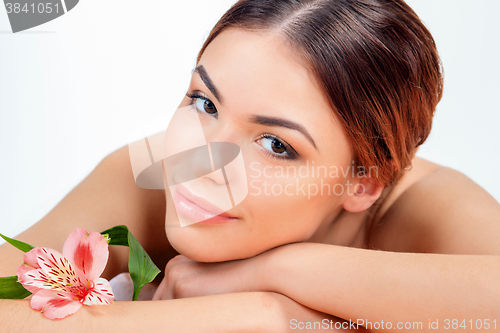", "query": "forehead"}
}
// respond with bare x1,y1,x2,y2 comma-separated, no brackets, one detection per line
199,29,322,110
196,28,351,162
